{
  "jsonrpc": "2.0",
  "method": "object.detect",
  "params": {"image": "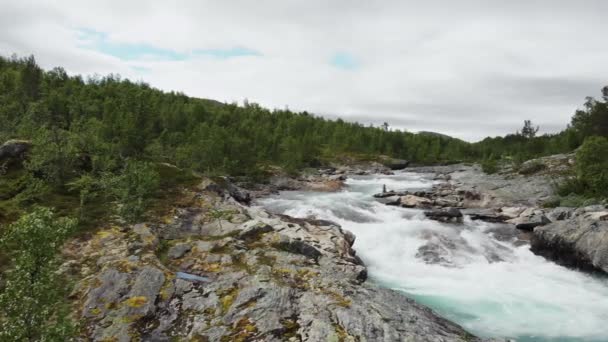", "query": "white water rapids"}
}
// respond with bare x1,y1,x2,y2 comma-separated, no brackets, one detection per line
257,171,608,341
